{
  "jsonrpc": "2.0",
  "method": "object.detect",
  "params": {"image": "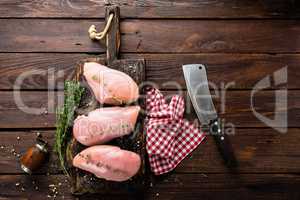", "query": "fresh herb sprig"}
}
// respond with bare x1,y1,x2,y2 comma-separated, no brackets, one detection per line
55,80,84,176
